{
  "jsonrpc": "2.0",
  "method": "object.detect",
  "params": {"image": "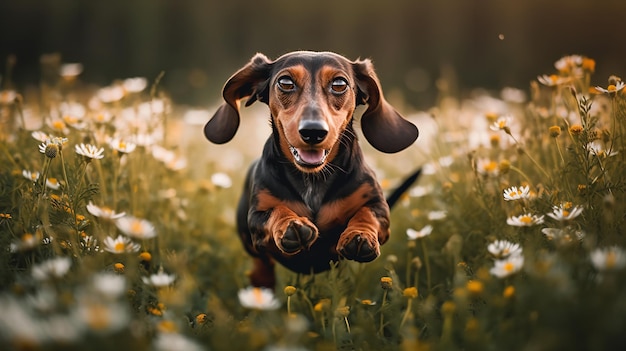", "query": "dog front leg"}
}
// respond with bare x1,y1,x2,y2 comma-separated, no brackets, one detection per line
337,204,390,262
248,205,319,256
